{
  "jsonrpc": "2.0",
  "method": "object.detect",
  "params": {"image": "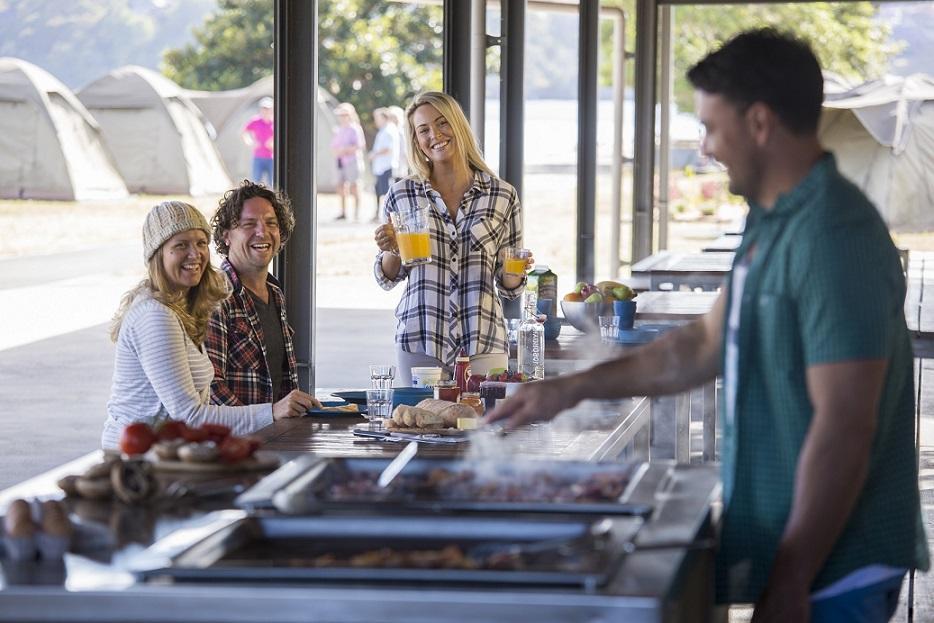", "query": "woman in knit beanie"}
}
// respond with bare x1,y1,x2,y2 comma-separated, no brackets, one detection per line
101,201,315,449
